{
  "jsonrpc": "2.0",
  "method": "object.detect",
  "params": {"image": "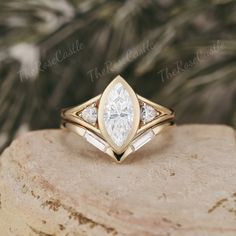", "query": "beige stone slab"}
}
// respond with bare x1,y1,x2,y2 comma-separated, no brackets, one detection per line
0,125,235,236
